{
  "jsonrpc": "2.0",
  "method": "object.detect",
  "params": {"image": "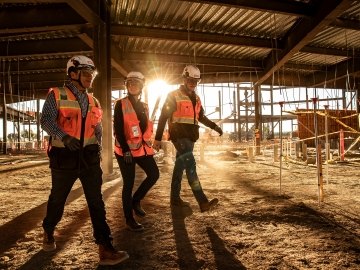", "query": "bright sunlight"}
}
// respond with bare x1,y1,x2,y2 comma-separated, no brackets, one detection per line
146,79,176,121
